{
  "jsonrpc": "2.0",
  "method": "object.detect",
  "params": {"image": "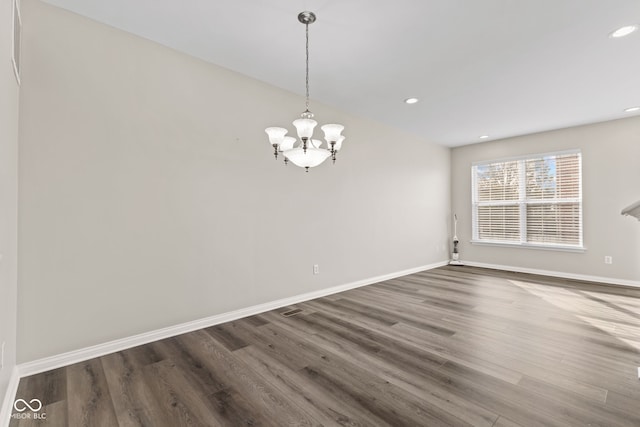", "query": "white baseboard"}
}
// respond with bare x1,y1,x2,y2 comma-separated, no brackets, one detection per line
0,367,20,427
462,261,640,288
18,261,448,377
